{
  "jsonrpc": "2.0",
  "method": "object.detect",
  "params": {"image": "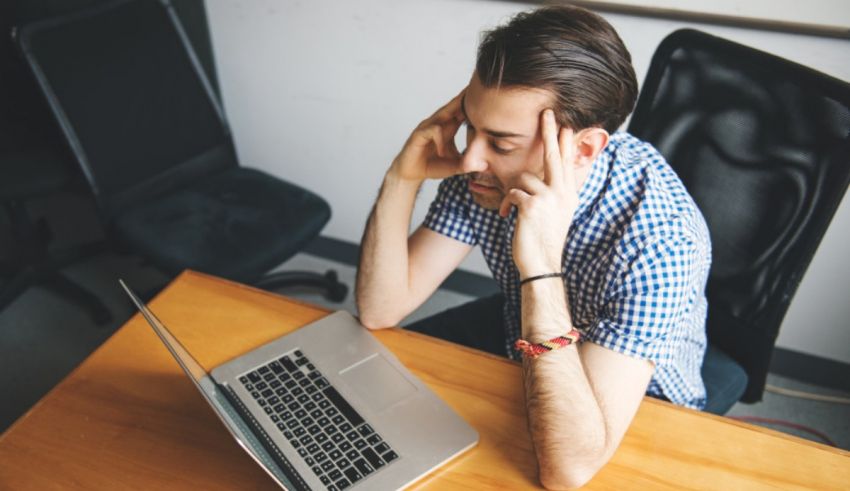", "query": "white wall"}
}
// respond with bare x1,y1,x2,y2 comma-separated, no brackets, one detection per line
205,0,850,364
